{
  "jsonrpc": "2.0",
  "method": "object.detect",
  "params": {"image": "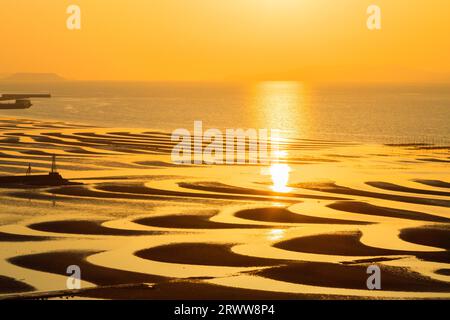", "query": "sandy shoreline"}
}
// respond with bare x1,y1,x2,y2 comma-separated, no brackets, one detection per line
0,118,449,299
